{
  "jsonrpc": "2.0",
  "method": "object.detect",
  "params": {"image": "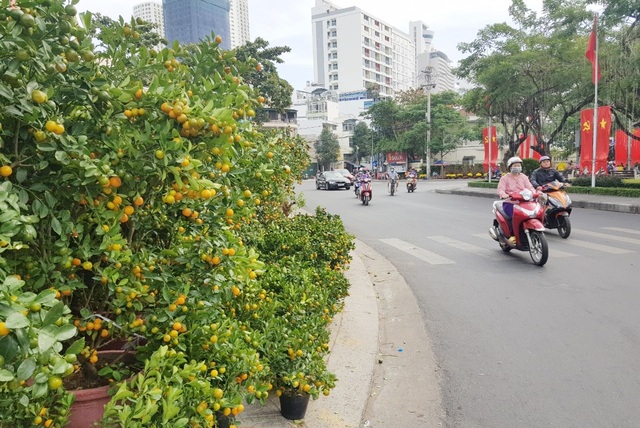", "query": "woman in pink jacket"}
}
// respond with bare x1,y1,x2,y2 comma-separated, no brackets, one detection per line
497,157,535,243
